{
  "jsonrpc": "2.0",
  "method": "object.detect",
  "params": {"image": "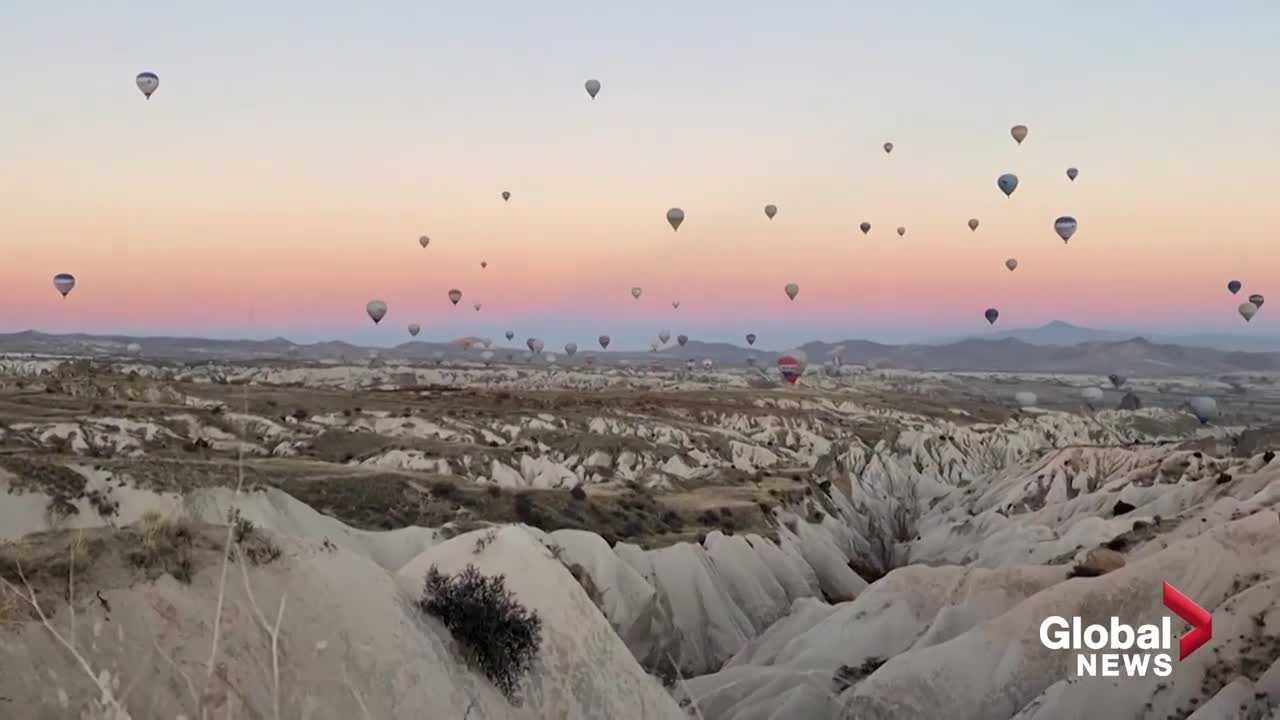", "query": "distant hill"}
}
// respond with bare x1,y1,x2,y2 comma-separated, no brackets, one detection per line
5,329,1280,376
929,320,1280,353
